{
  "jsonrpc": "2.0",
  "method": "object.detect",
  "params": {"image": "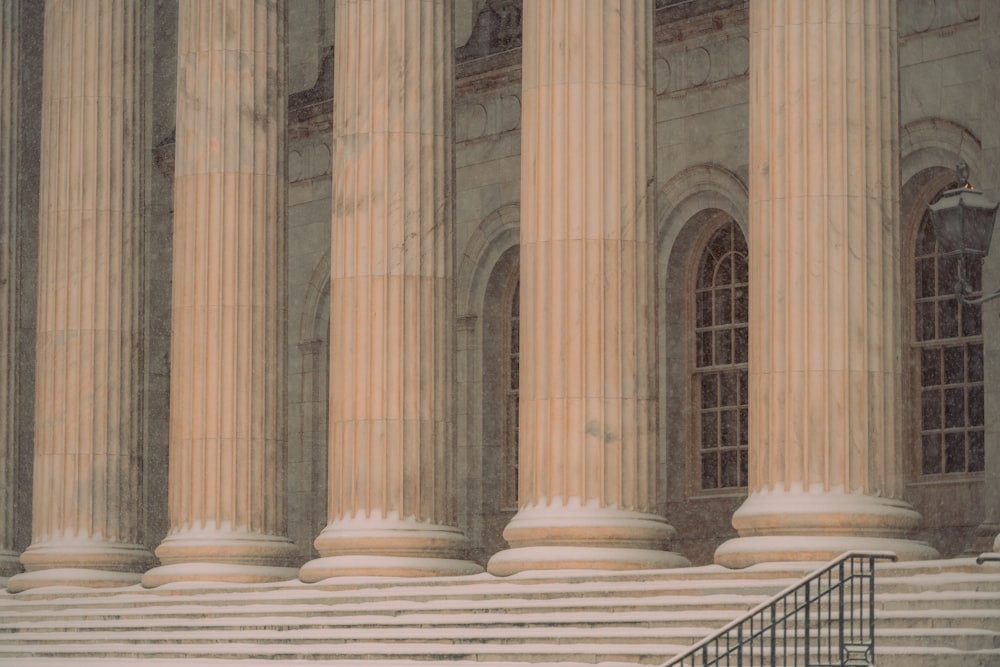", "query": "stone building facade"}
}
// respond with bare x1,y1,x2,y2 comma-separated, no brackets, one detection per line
1,0,998,592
